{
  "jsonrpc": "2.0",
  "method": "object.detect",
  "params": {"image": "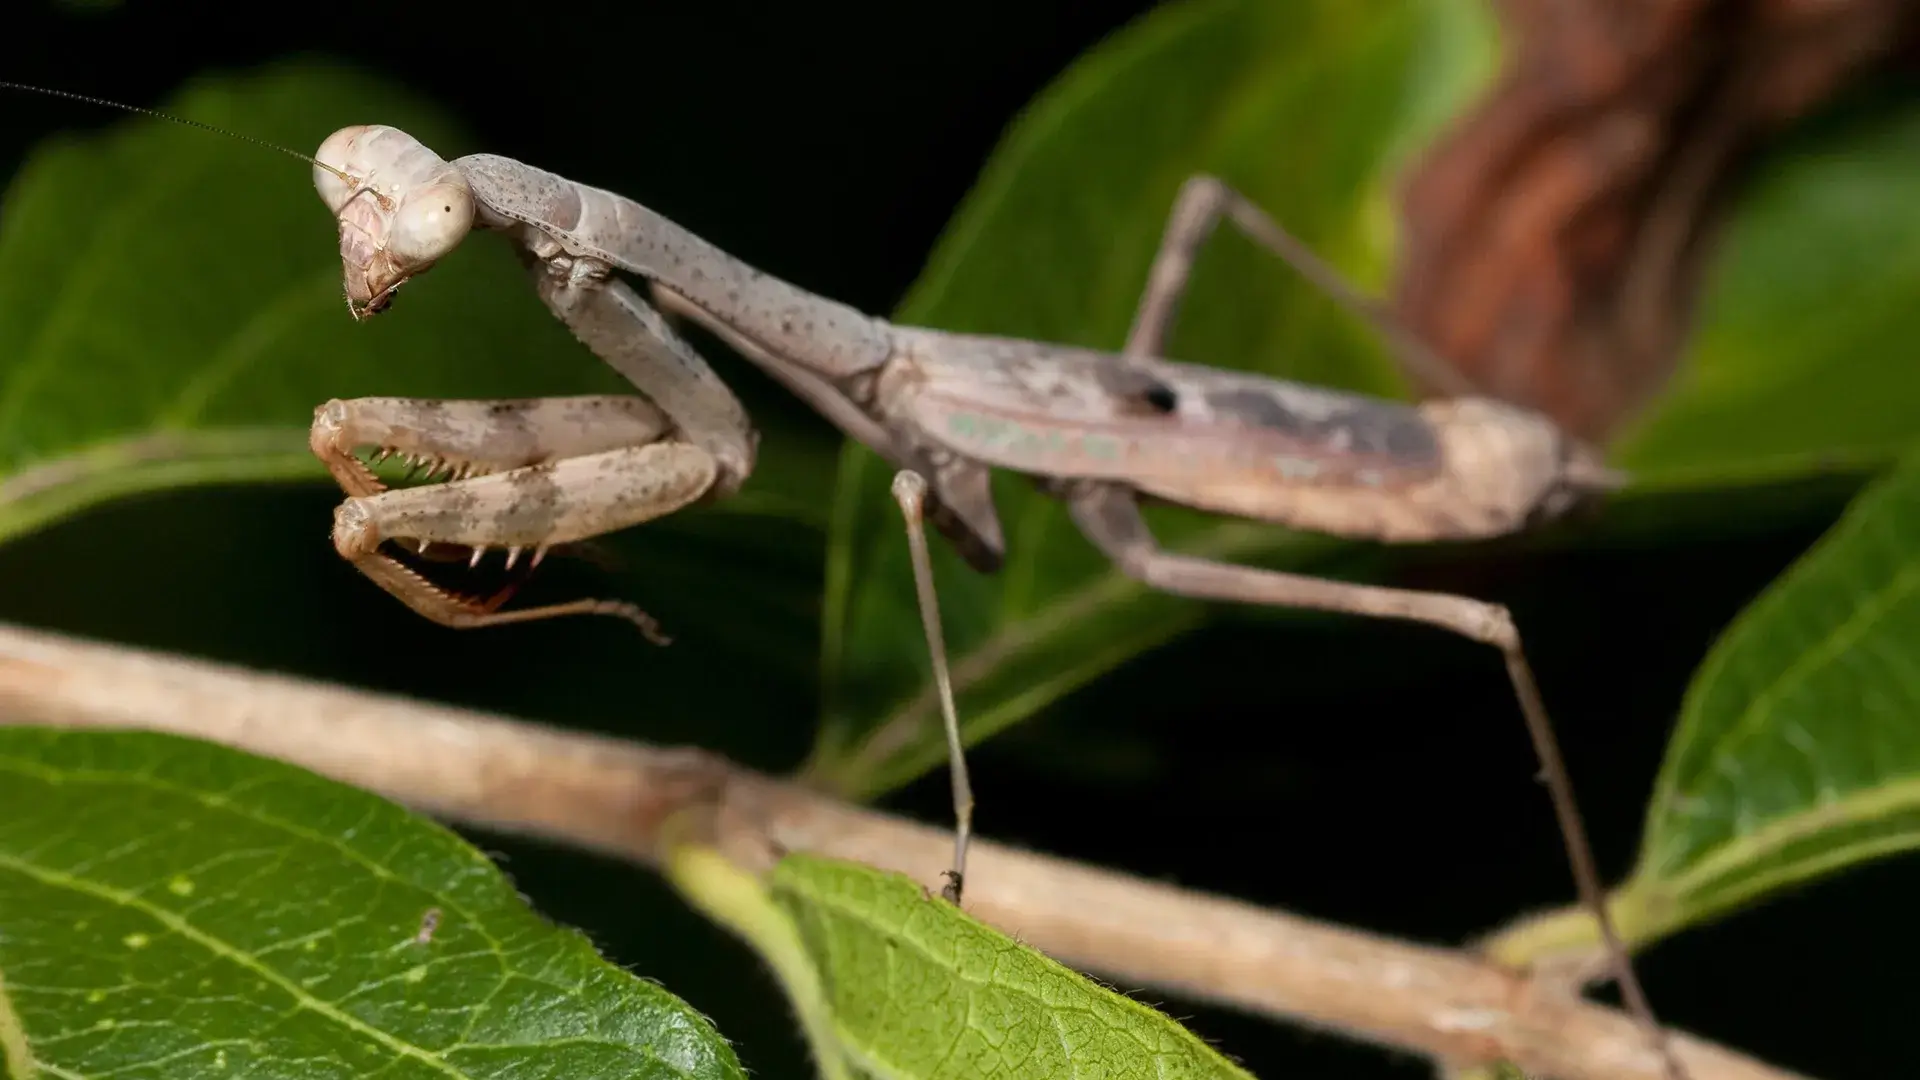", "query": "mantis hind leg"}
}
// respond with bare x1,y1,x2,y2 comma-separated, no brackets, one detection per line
1065,481,1688,1080
1126,174,1475,398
